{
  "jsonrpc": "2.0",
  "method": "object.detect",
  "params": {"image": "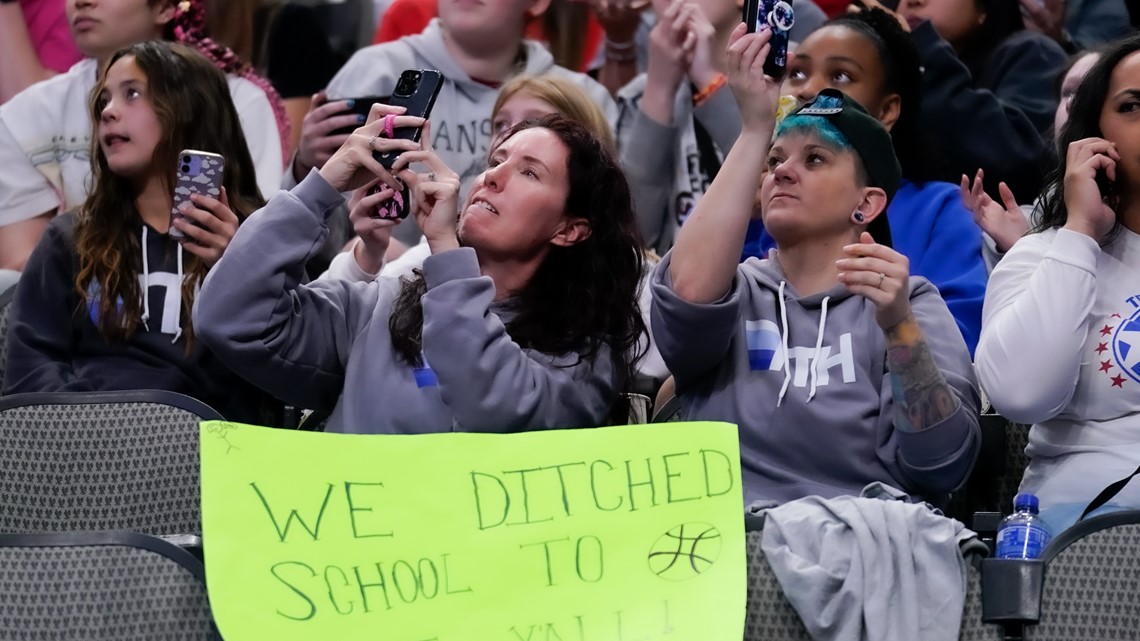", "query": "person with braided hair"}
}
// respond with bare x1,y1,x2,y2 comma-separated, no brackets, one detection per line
0,0,287,272
743,7,988,355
